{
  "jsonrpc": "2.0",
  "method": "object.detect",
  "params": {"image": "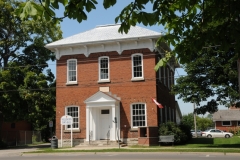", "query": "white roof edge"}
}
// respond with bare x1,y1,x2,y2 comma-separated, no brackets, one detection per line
45,35,161,49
